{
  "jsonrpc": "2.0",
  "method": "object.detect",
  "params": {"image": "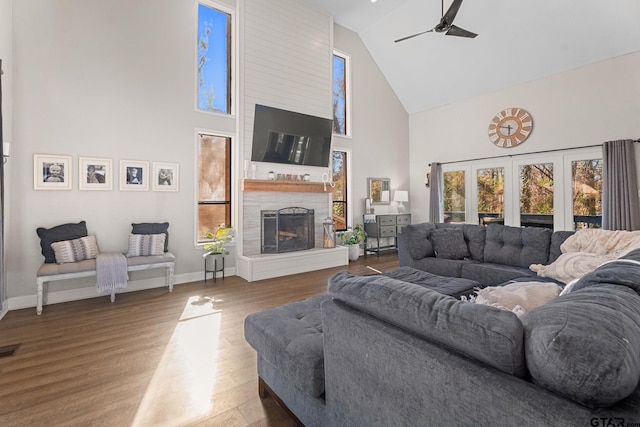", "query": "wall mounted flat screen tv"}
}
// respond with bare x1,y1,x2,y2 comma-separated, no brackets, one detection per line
250,104,333,167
